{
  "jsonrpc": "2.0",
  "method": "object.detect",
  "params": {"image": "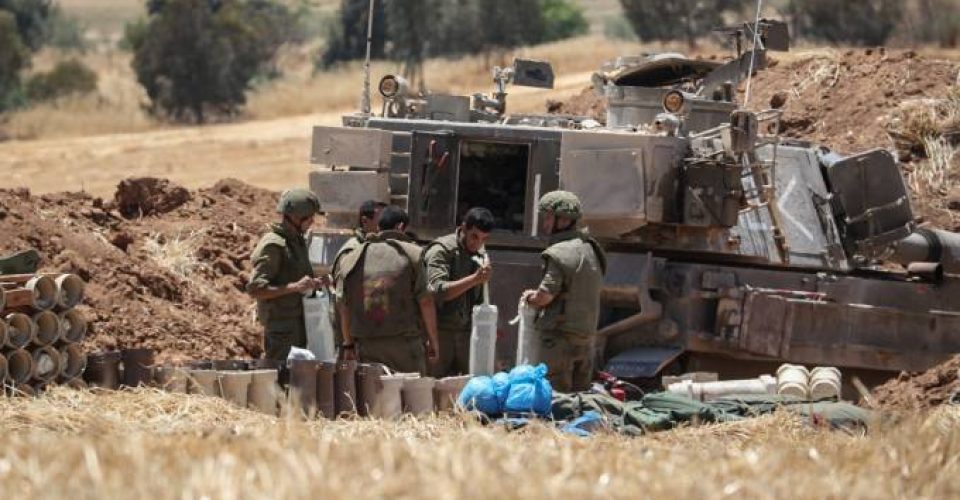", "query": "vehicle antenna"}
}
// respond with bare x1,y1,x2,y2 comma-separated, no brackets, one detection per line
360,0,376,116
743,0,764,107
